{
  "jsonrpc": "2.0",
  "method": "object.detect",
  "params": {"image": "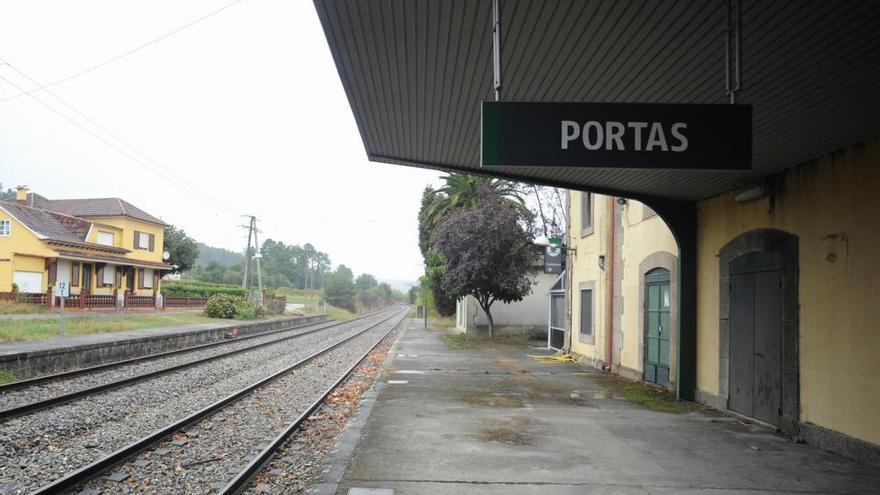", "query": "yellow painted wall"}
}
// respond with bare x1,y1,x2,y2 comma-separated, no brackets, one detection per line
86,223,123,248
567,194,679,378
568,191,609,363
696,137,880,446
618,203,678,373
0,207,56,292
87,217,165,264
